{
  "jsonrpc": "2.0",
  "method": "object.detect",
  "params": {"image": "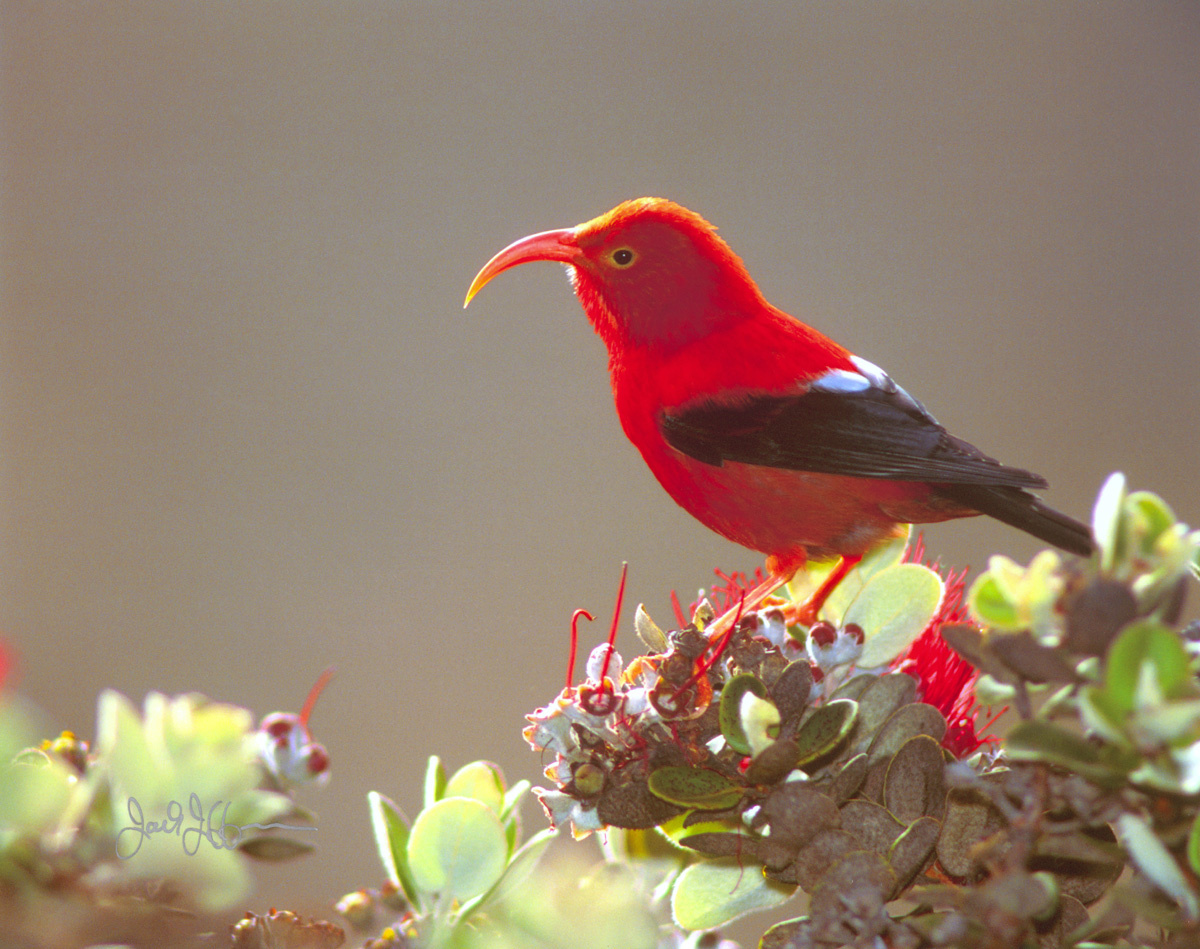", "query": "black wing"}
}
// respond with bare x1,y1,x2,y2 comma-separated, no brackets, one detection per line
659,367,1095,556
659,379,1045,488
